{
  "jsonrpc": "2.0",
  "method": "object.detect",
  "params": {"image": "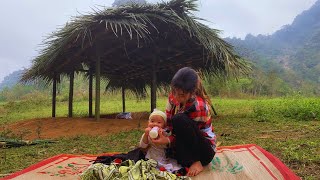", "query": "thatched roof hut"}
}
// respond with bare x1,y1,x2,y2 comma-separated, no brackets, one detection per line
21,0,250,119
